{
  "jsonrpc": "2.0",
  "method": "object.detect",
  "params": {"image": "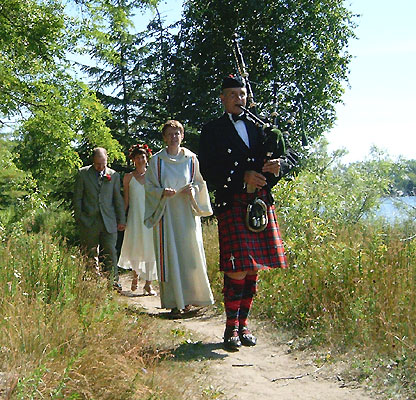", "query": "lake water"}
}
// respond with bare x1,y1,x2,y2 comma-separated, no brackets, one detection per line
374,196,416,222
